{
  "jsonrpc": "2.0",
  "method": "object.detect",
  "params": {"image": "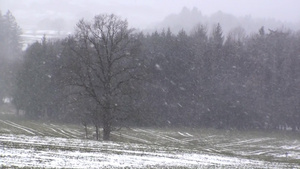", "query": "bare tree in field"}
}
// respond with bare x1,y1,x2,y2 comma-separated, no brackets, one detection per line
64,14,141,140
